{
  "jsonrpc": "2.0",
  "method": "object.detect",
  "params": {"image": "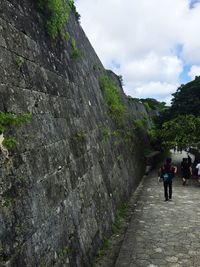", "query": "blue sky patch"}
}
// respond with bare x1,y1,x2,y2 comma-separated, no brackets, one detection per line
110,60,121,69
189,0,200,8
174,44,183,58
180,65,191,84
